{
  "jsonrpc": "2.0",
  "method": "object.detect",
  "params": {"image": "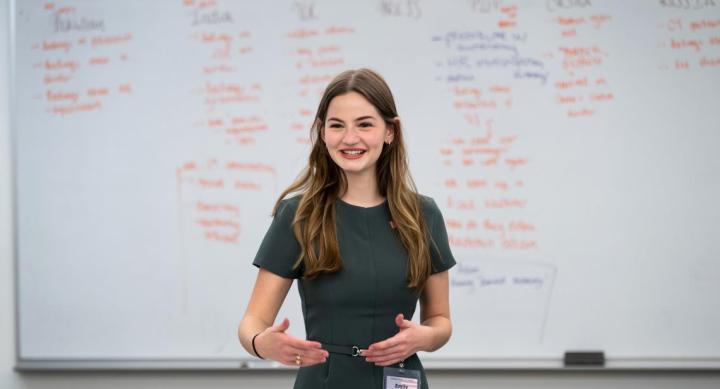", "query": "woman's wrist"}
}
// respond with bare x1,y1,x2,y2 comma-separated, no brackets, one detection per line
417,324,436,352
252,332,265,359
418,317,453,352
